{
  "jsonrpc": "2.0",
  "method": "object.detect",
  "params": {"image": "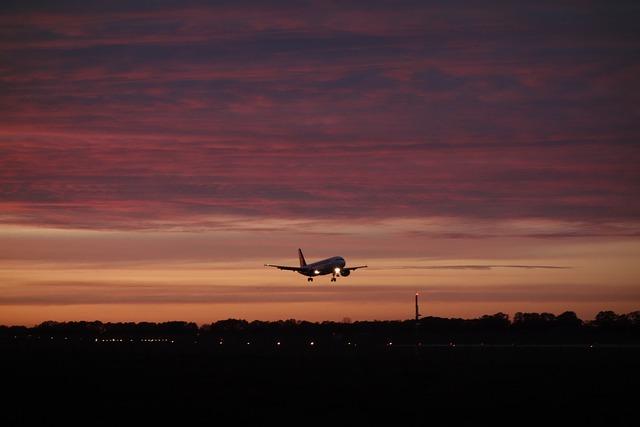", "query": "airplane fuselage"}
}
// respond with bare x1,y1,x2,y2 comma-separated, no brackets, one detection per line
299,256,346,277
